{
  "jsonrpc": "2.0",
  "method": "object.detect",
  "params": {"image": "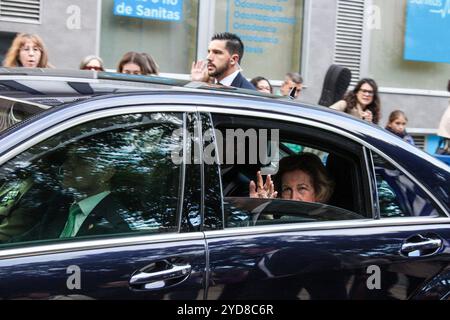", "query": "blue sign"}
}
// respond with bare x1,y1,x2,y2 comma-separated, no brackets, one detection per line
114,0,183,22
404,0,450,64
